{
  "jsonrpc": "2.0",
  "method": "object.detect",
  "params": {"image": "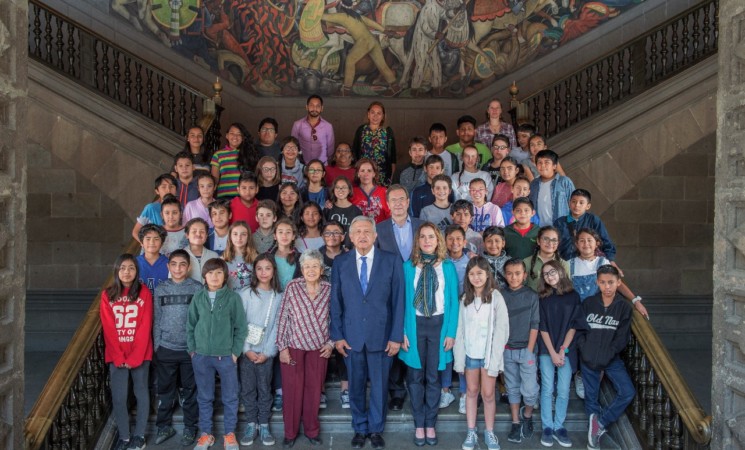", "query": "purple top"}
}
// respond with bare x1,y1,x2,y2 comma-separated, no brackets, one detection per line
291,116,335,164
